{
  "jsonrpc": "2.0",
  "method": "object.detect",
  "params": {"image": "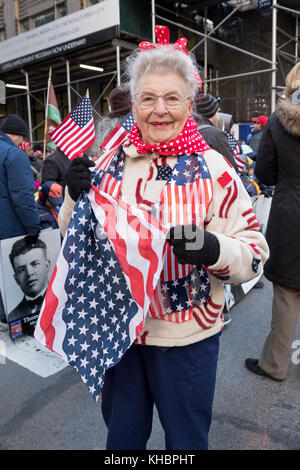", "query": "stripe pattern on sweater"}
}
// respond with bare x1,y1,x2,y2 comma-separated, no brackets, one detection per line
92,146,214,325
